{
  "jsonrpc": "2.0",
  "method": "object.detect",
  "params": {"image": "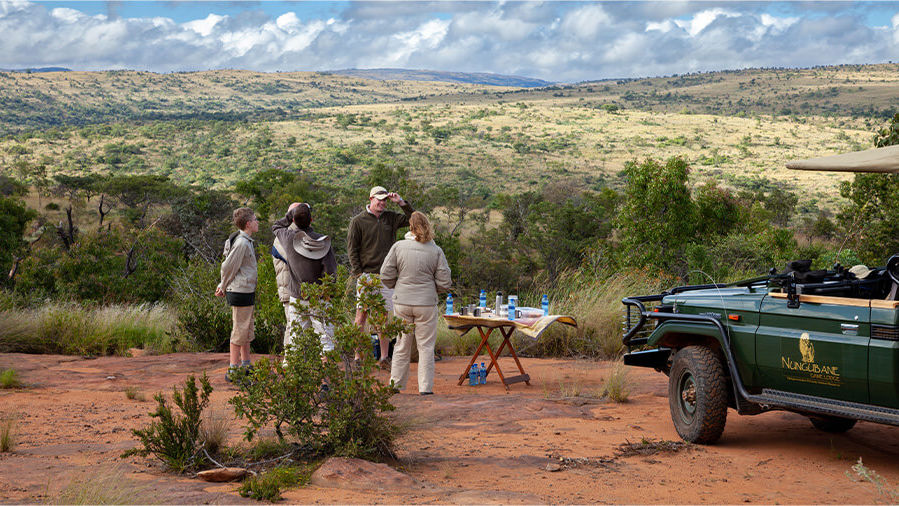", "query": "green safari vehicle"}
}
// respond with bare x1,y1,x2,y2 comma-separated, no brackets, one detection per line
621,145,899,444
